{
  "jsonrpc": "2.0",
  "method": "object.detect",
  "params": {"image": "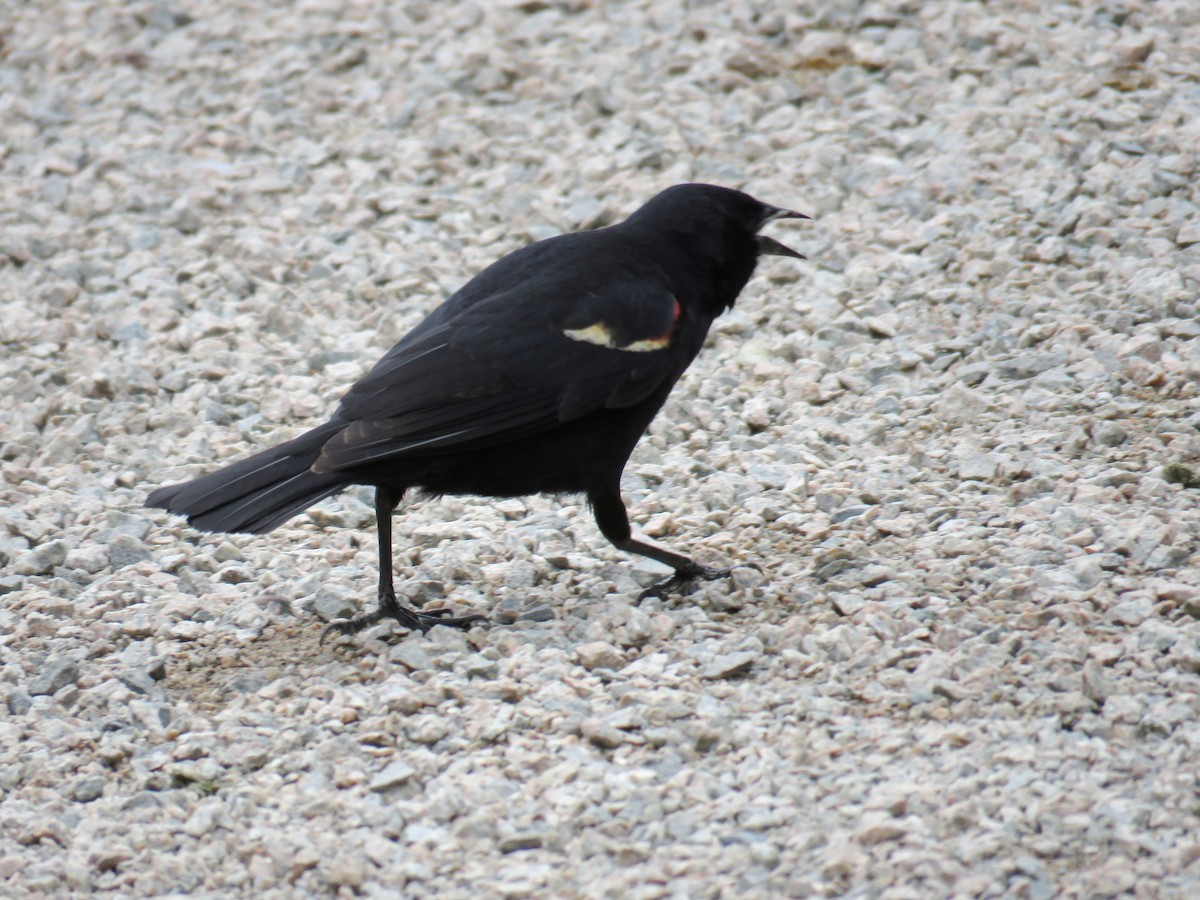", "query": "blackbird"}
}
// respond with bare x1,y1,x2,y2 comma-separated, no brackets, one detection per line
146,183,807,641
